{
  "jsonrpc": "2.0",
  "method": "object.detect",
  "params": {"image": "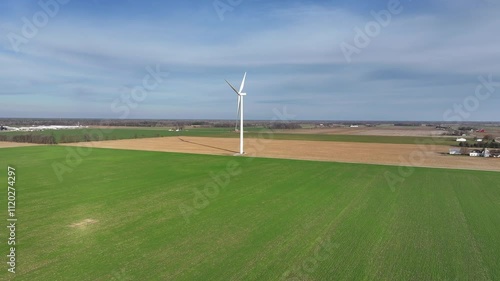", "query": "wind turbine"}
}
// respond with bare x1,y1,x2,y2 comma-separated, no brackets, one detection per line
225,72,247,155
